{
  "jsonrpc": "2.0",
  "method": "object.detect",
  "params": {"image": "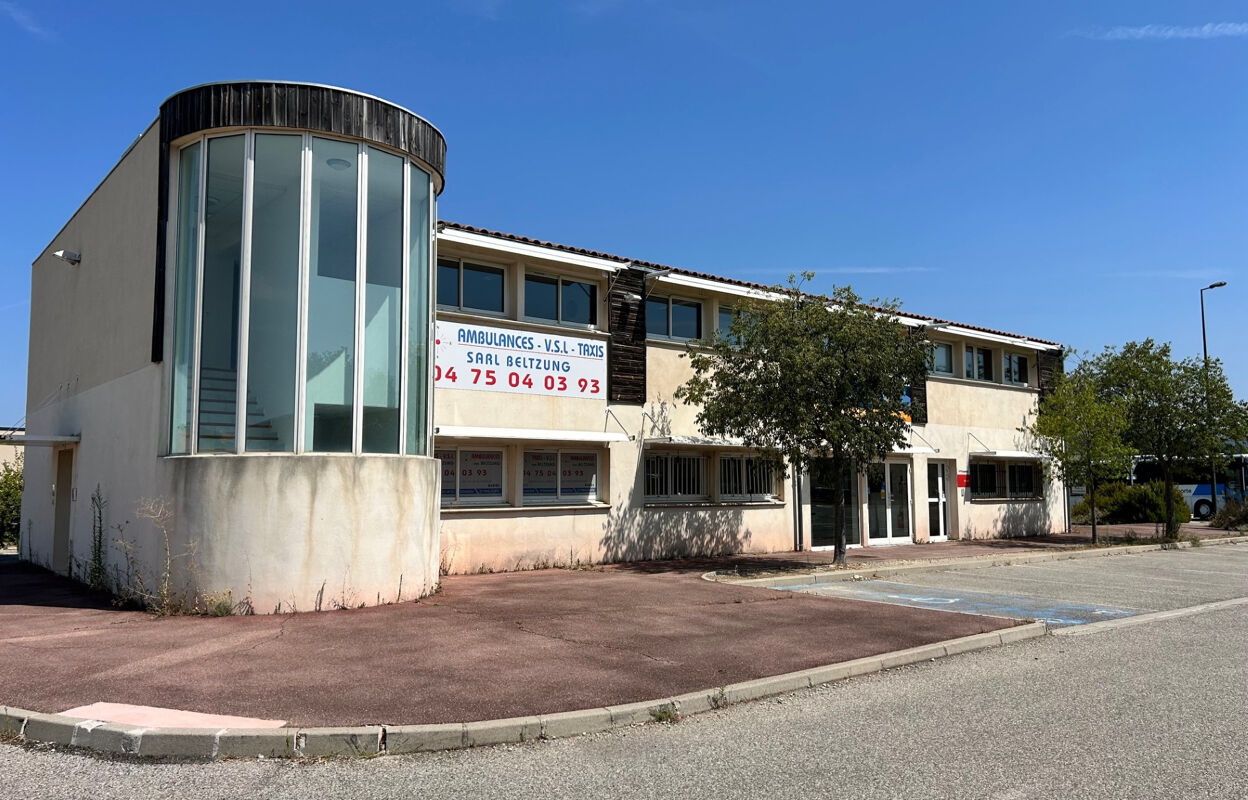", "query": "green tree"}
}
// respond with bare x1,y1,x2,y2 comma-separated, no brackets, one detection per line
0,452,23,548
1026,367,1133,543
1089,340,1248,539
675,276,929,565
